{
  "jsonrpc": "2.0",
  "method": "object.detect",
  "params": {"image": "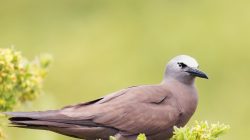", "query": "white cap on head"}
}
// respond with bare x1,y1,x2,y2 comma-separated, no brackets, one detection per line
168,55,199,68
